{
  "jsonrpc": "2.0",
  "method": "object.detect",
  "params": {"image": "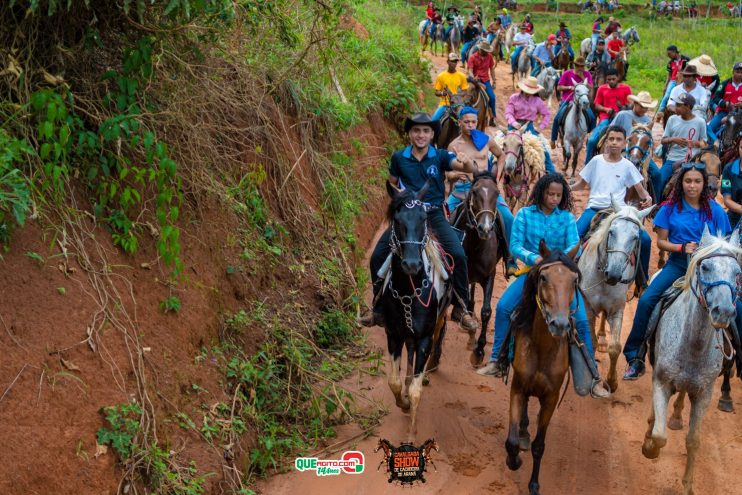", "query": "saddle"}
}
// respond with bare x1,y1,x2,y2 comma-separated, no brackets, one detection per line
556,103,593,138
